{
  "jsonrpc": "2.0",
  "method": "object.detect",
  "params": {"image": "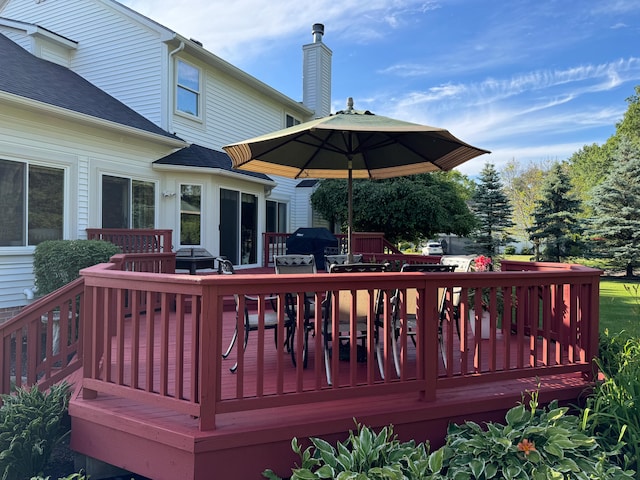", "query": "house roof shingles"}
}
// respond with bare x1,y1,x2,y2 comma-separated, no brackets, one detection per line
0,32,178,140
154,144,273,182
